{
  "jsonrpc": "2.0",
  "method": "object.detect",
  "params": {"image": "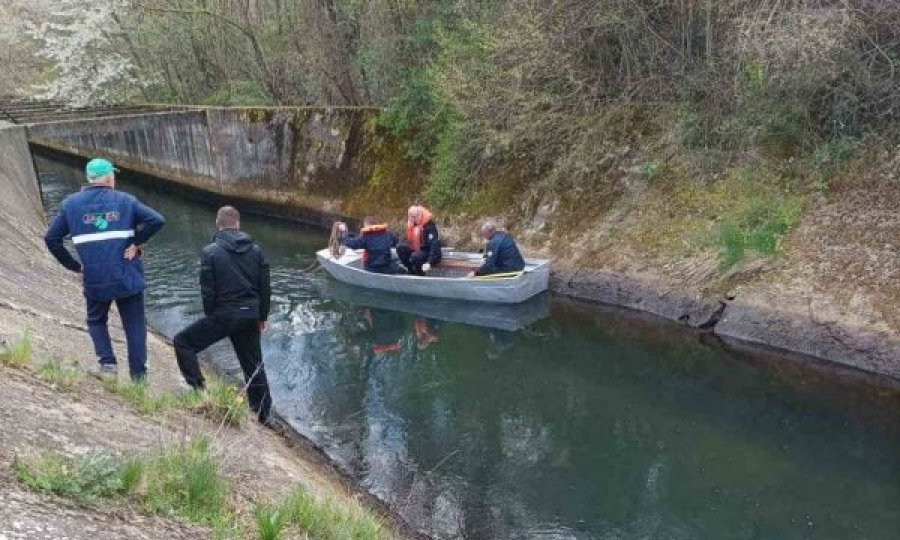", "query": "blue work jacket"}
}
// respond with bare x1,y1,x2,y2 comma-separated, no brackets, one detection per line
45,185,165,301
